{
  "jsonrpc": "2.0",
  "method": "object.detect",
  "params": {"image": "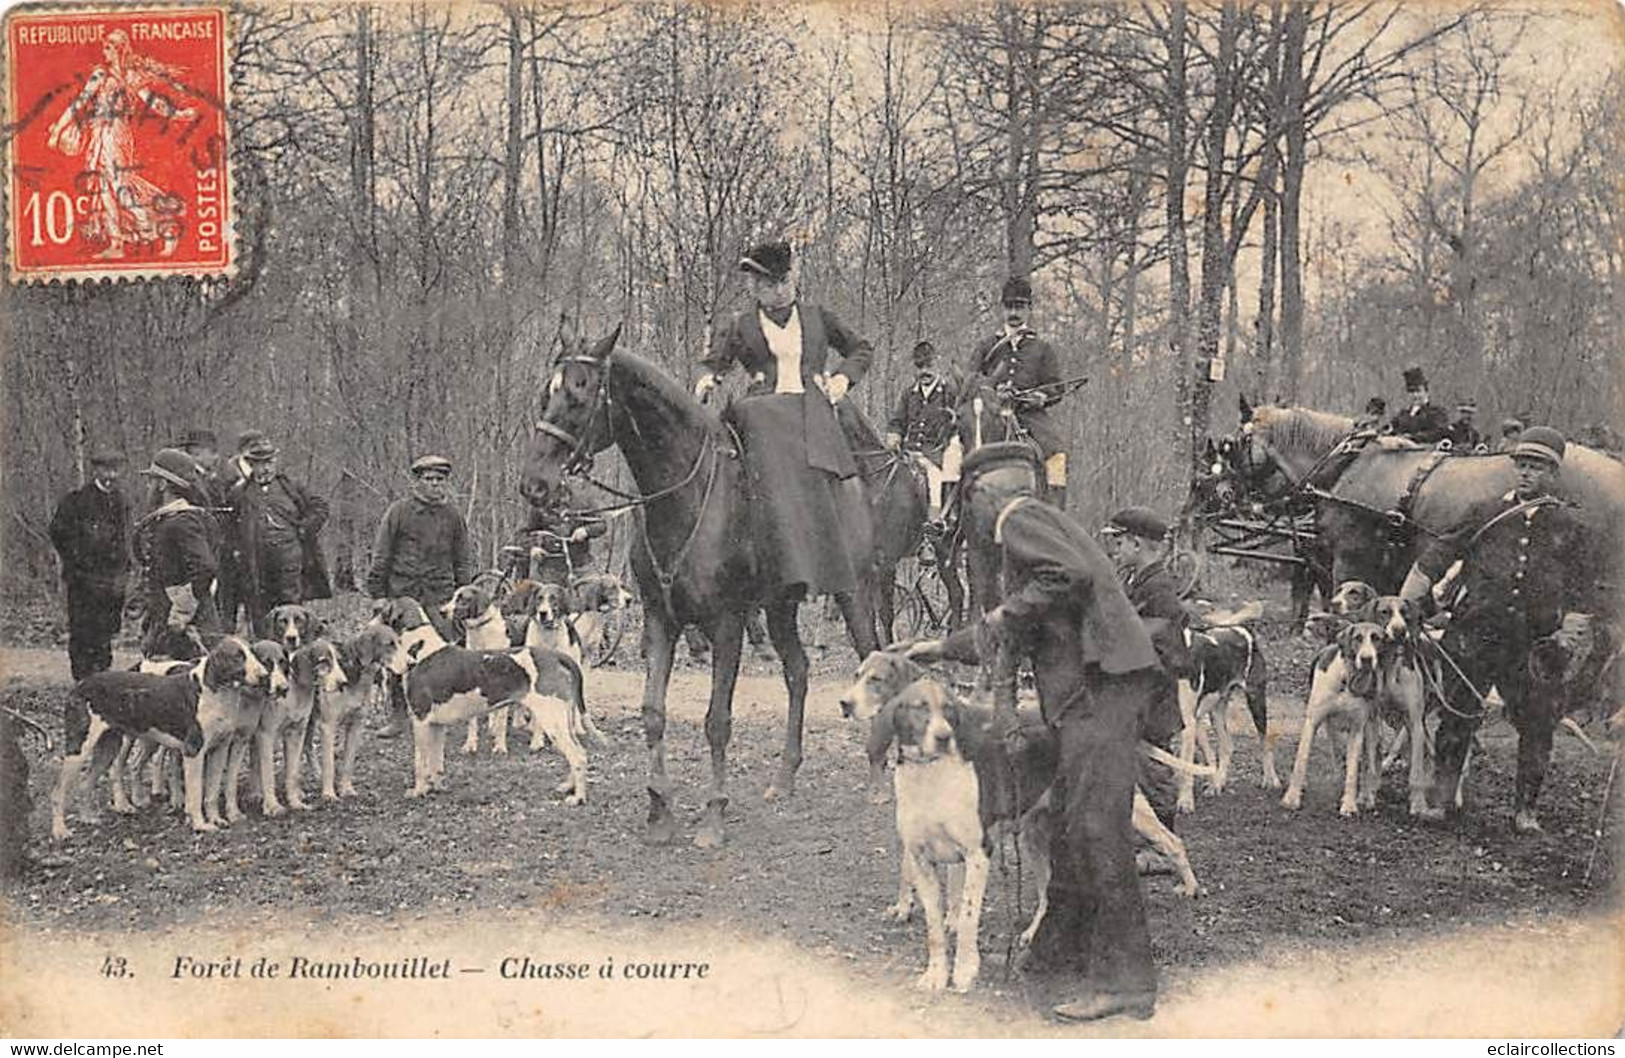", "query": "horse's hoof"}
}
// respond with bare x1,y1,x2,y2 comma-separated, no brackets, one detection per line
764,774,796,802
